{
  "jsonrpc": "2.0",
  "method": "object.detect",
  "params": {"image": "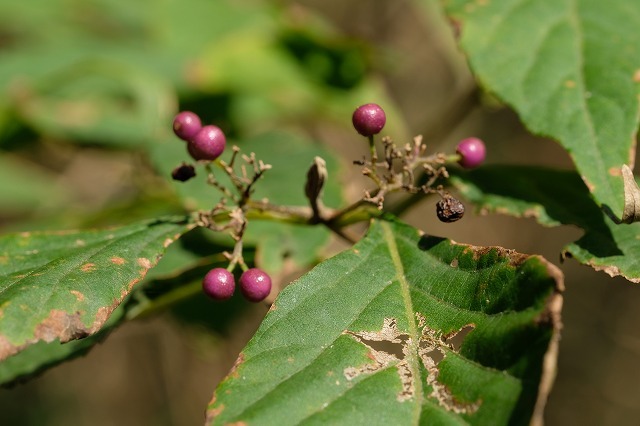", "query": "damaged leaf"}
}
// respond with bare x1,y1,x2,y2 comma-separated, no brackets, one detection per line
441,0,640,220
0,216,192,362
0,304,125,386
450,166,640,282
206,219,563,425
